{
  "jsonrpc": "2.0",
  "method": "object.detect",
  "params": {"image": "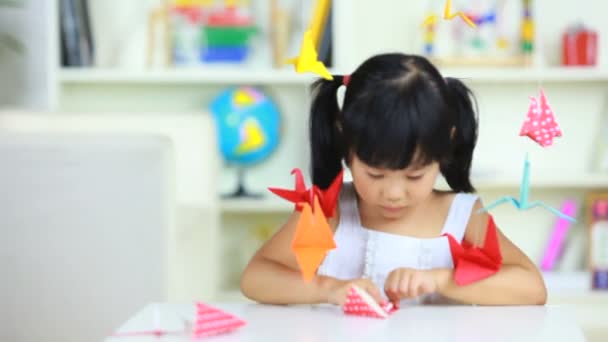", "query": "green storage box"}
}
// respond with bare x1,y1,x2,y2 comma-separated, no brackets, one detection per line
202,26,257,46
